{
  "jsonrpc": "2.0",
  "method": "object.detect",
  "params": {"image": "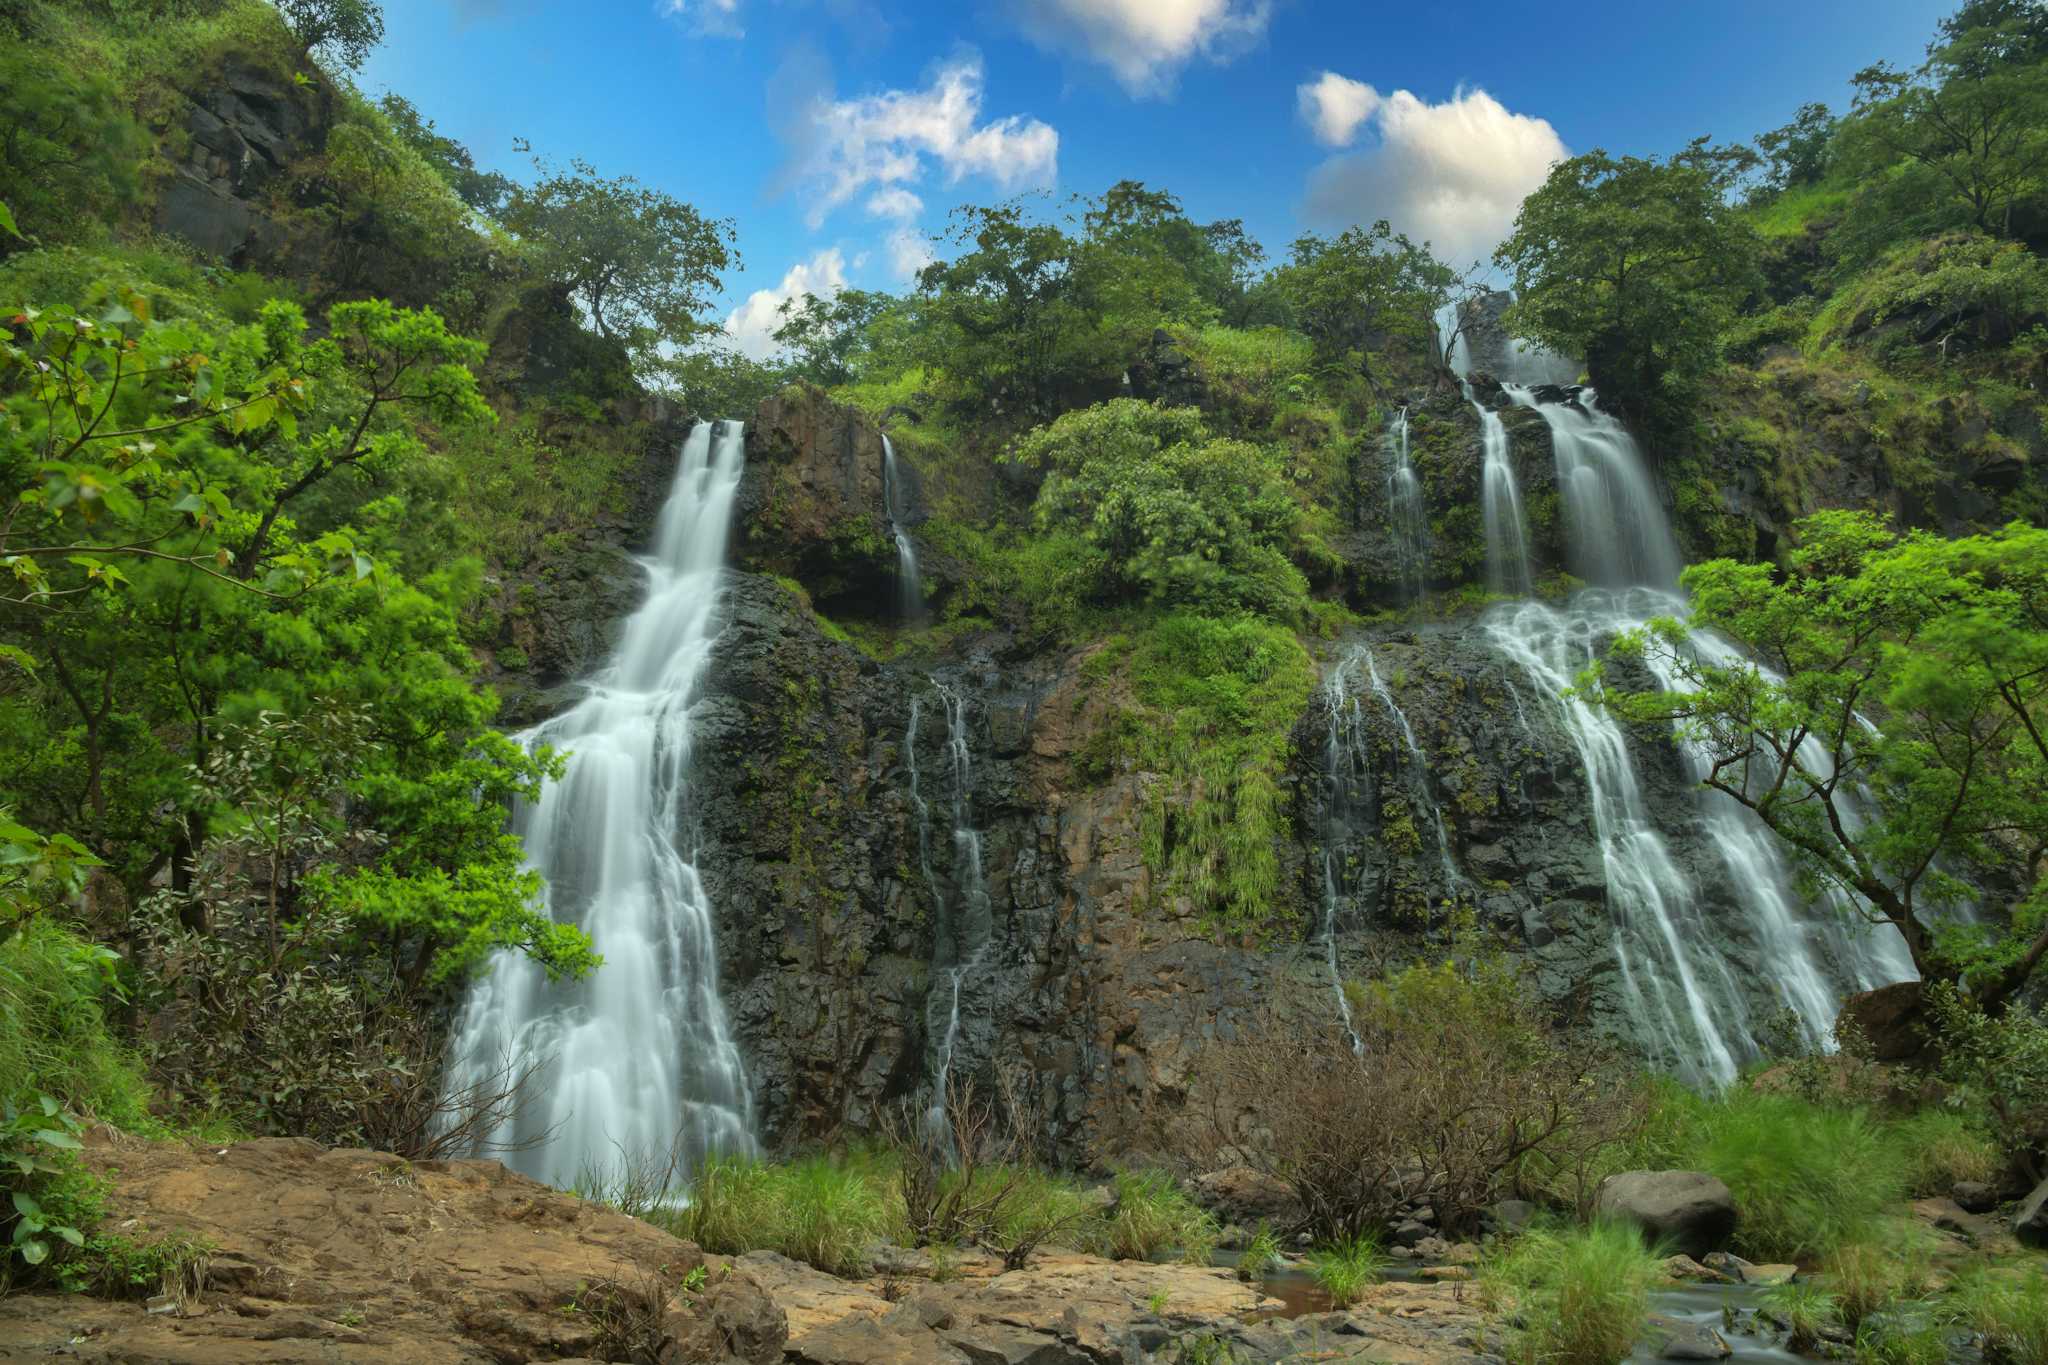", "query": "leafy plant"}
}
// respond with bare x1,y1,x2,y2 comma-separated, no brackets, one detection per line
1308,1234,1385,1308
1941,1264,2048,1365
1481,1220,1661,1365
2,1097,87,1274
1236,1224,1282,1281
1089,1169,1218,1265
